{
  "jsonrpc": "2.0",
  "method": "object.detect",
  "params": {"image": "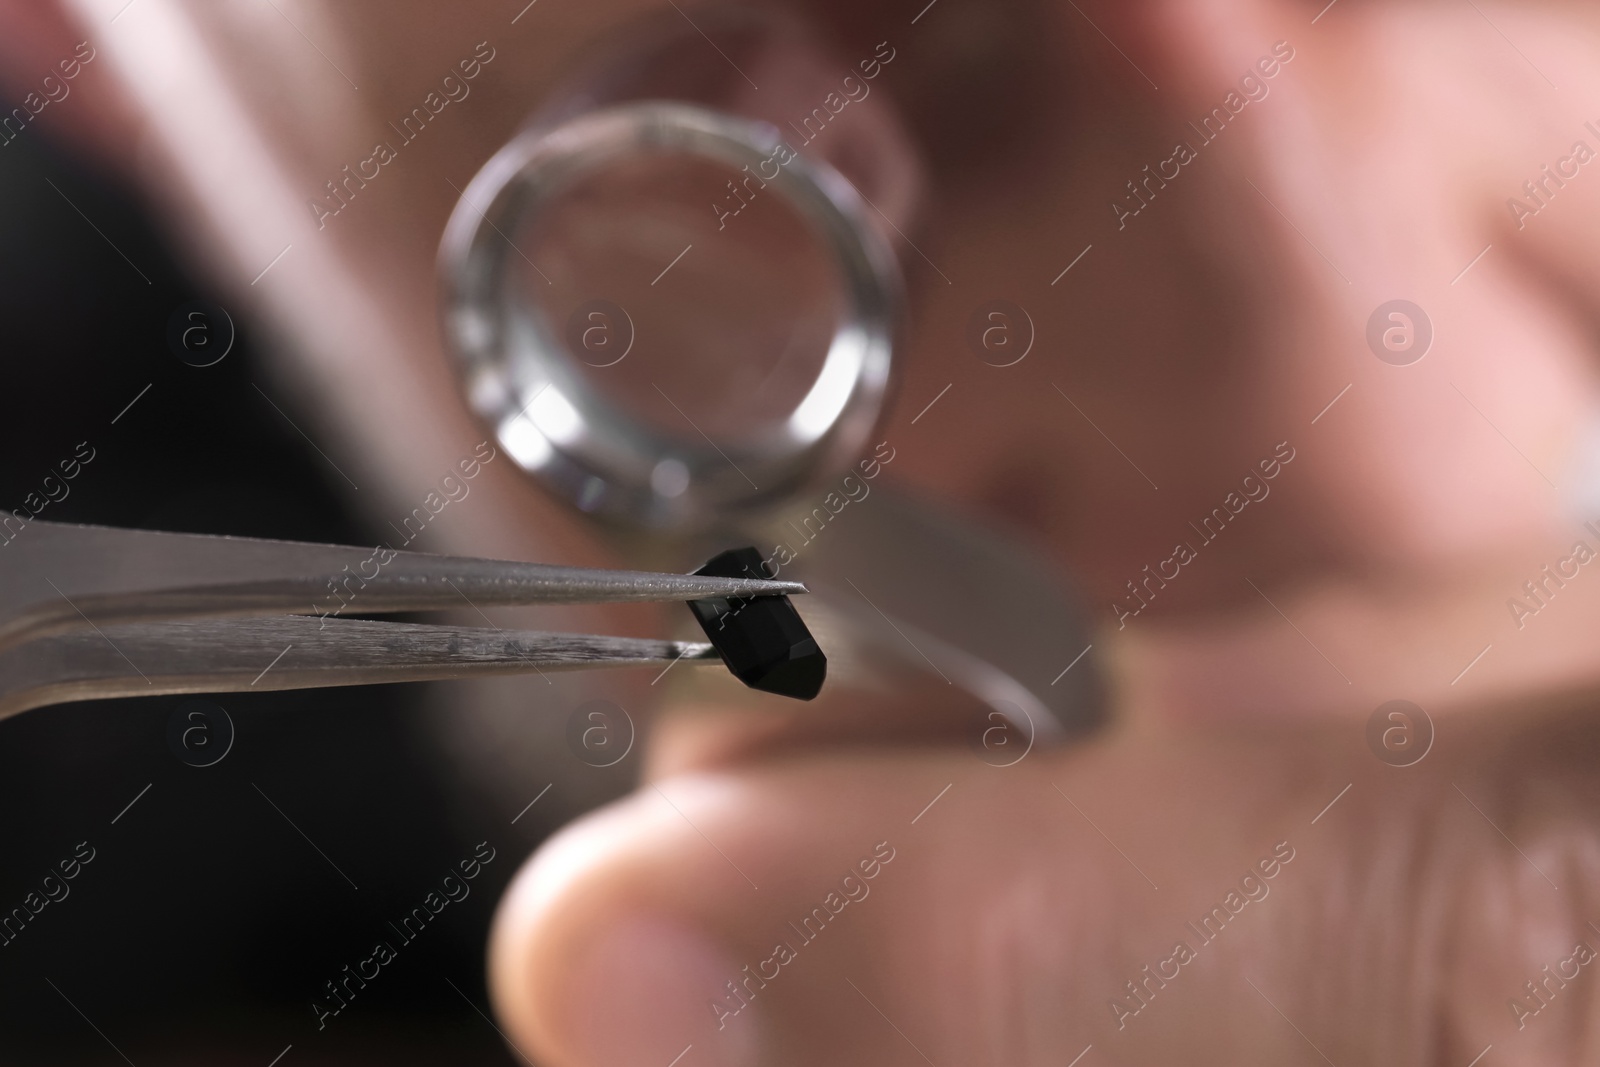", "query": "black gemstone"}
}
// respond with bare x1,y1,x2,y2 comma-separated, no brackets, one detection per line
687,547,826,701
